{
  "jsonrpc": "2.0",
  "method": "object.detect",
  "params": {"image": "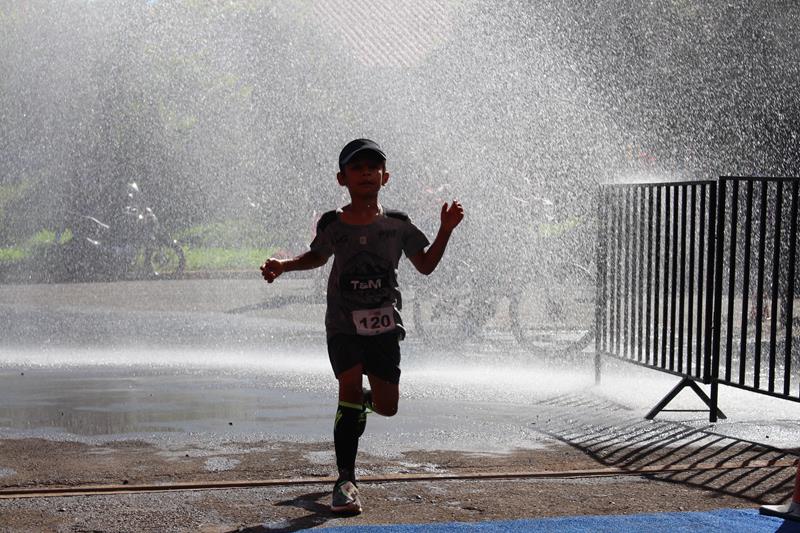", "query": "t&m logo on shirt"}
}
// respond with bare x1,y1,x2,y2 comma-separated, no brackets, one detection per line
338,251,395,309
349,278,383,290
341,273,391,308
